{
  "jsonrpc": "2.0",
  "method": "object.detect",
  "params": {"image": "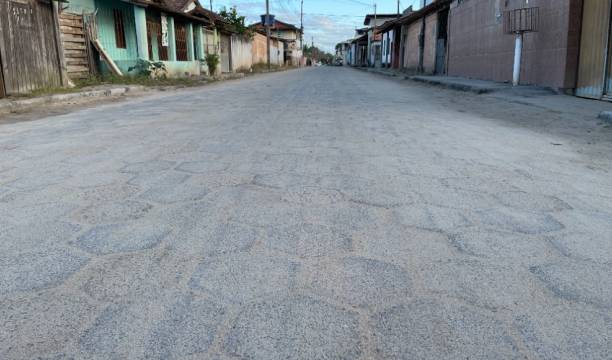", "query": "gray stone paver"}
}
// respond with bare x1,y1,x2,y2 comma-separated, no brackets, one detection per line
1,68,612,359
371,300,521,359
224,296,362,359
